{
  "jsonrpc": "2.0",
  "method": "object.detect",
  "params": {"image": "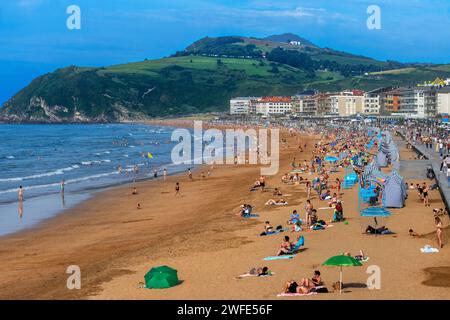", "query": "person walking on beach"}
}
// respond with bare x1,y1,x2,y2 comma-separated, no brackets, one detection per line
175,182,181,196
60,179,65,194
188,169,193,181
423,183,430,207
163,168,167,181
435,216,444,248
18,185,24,202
